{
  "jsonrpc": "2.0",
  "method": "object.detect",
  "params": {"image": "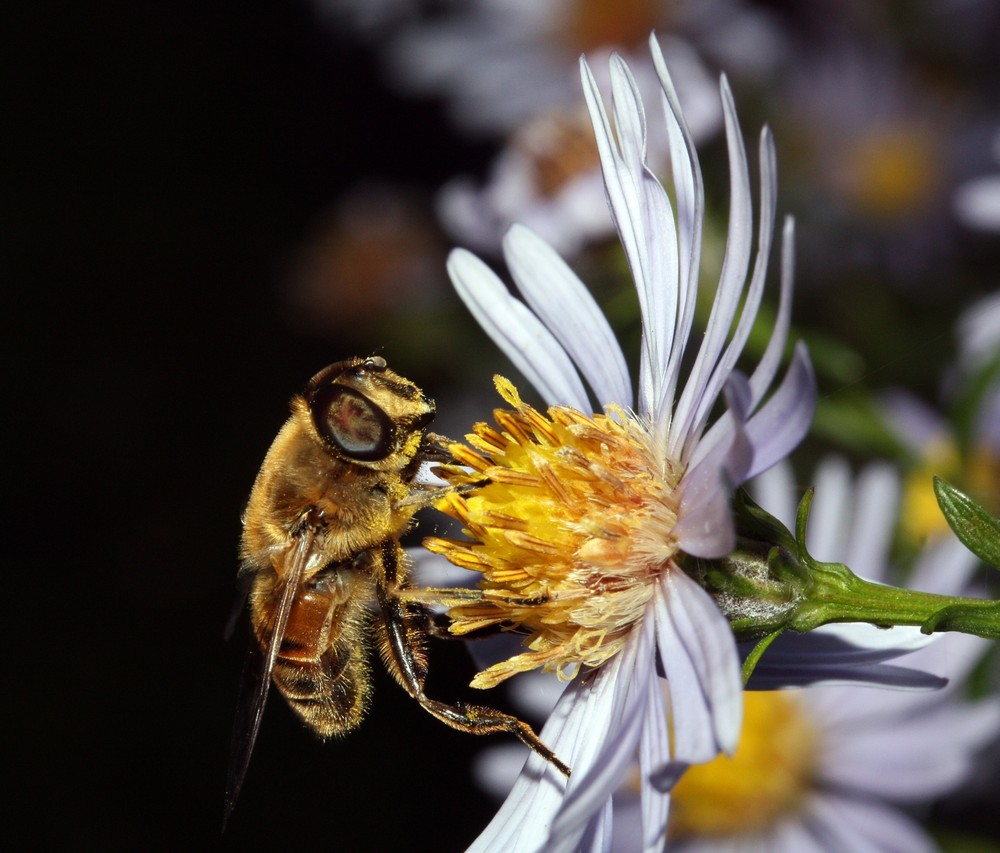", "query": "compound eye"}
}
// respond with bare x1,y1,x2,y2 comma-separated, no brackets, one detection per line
314,387,394,460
